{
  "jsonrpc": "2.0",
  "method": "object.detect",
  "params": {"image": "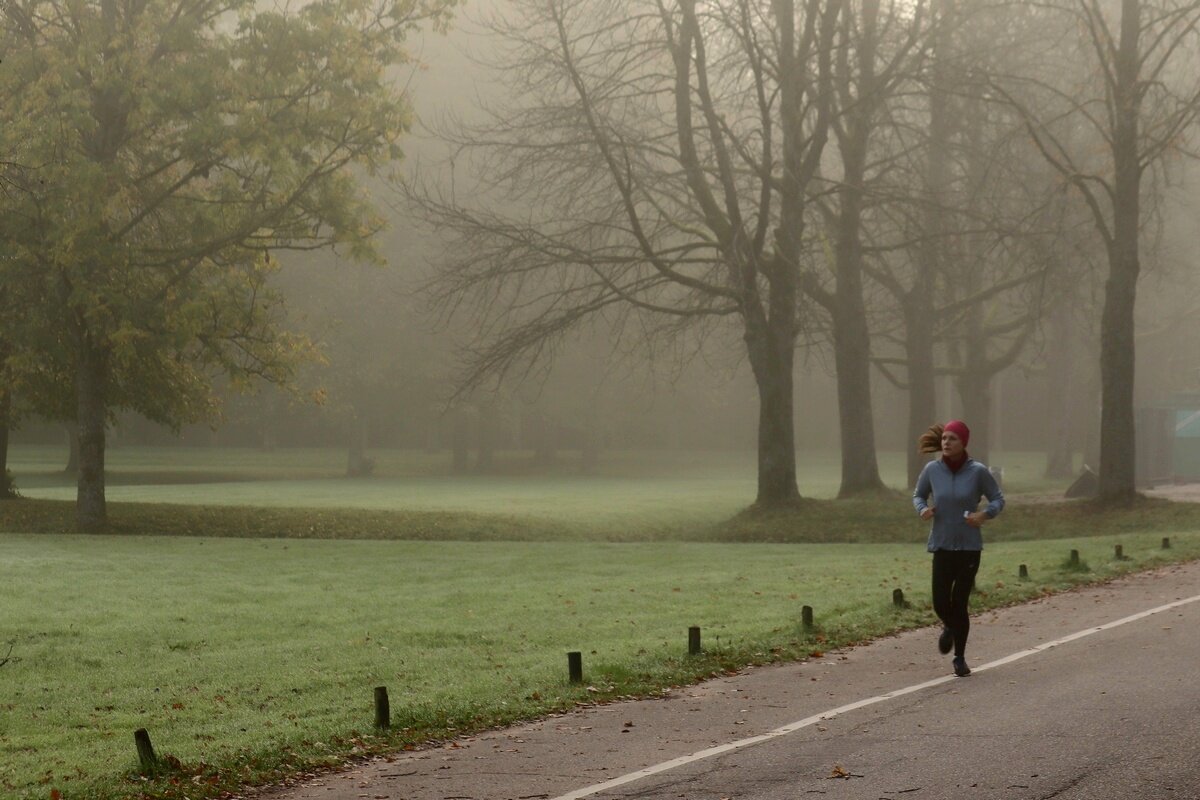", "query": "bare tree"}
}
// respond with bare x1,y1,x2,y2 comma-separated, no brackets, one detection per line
863,0,1078,480
803,0,929,495
415,0,842,507
874,0,957,487
1033,207,1105,479
937,91,1063,465
991,0,1200,502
